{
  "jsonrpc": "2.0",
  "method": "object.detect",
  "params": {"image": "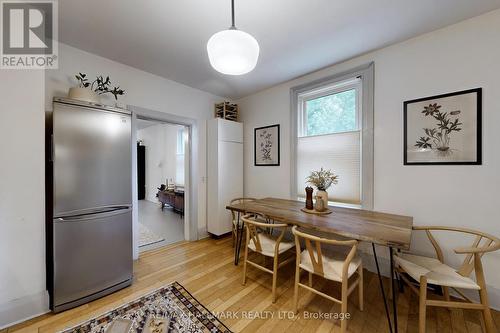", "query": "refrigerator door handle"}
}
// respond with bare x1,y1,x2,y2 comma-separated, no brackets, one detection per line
54,207,132,223
55,205,132,219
